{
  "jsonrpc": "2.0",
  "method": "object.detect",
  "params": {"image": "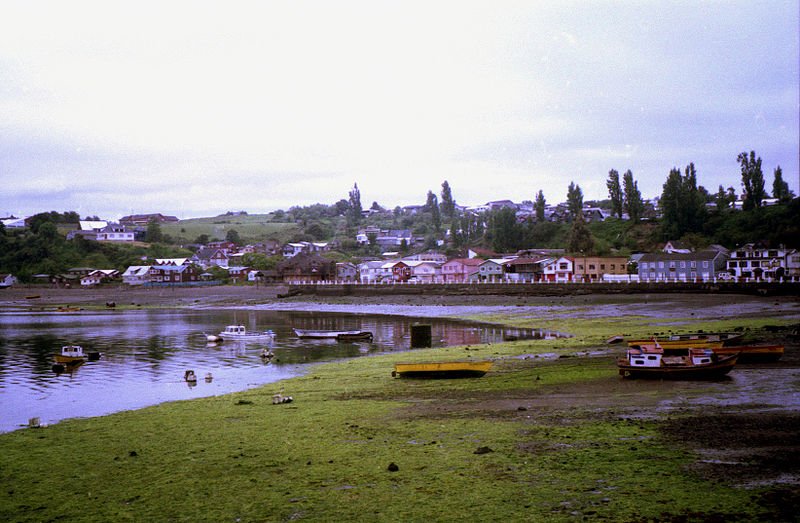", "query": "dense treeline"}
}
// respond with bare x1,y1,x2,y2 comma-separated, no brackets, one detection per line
2,151,797,280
